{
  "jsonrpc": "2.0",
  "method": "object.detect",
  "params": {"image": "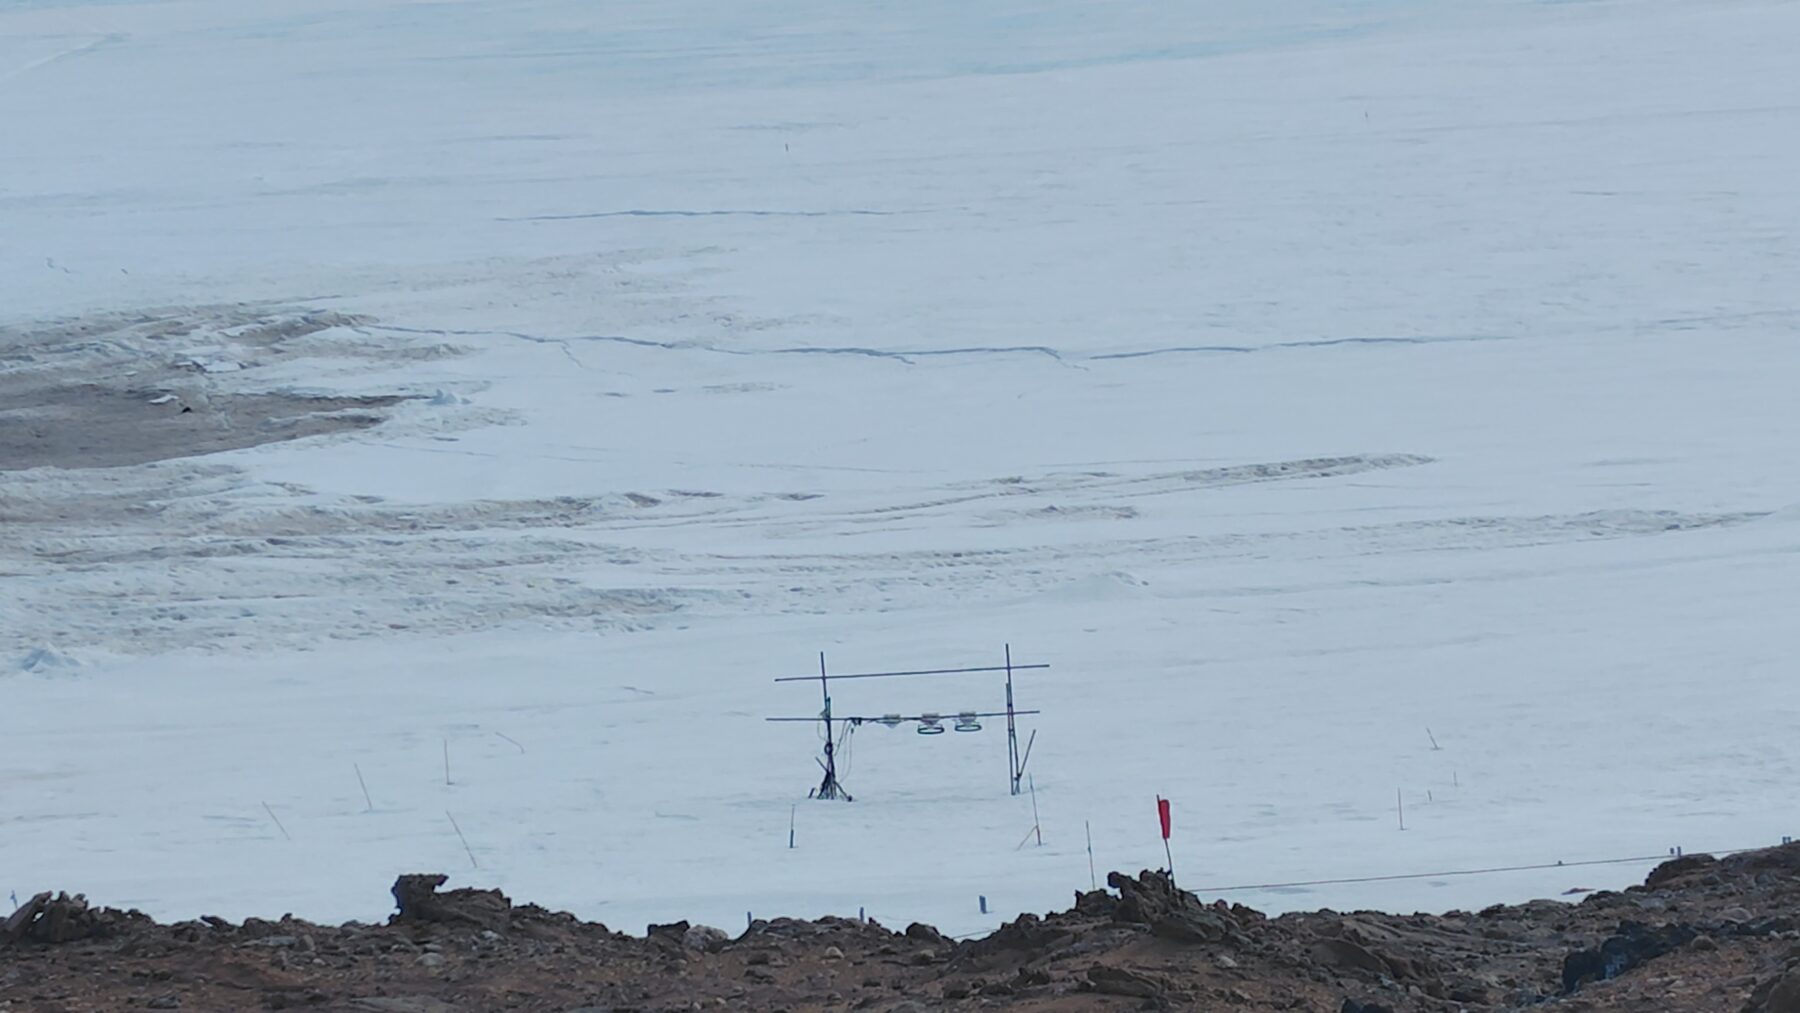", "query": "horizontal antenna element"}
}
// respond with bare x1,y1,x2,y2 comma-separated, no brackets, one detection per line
767,709,1041,723
775,662,1049,683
